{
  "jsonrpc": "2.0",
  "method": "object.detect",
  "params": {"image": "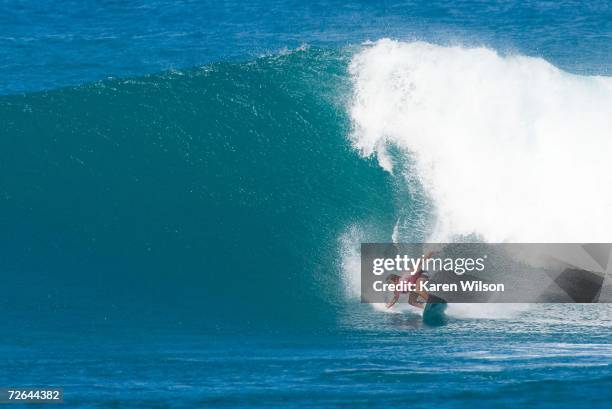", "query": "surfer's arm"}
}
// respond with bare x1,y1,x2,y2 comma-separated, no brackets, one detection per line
408,292,425,309
386,293,399,309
